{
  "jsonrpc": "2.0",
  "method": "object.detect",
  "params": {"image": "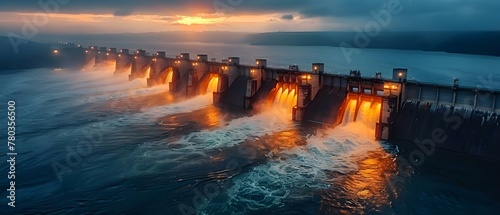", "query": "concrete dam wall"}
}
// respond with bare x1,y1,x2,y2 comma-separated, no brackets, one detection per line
303,87,348,125
73,45,500,162
393,101,500,161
